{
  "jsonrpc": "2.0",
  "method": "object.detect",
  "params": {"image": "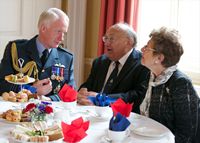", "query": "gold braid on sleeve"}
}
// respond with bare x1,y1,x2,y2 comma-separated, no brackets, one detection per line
11,42,38,80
